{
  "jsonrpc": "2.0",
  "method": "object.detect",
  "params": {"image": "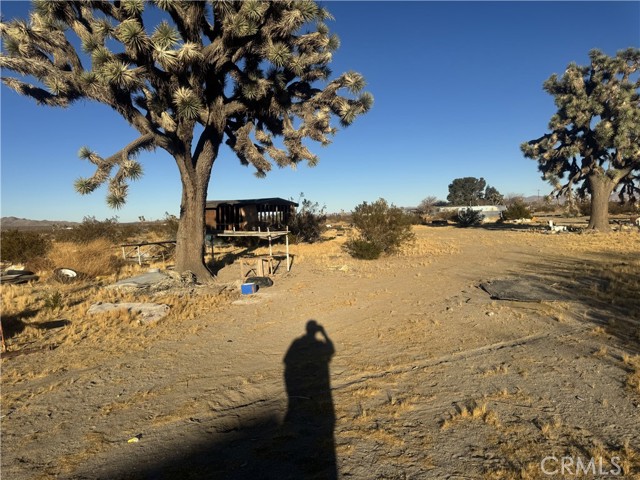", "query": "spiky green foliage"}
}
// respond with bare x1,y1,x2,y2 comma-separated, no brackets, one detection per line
1,0,371,203
521,49,640,229
0,0,372,276
456,208,484,227
484,186,504,206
